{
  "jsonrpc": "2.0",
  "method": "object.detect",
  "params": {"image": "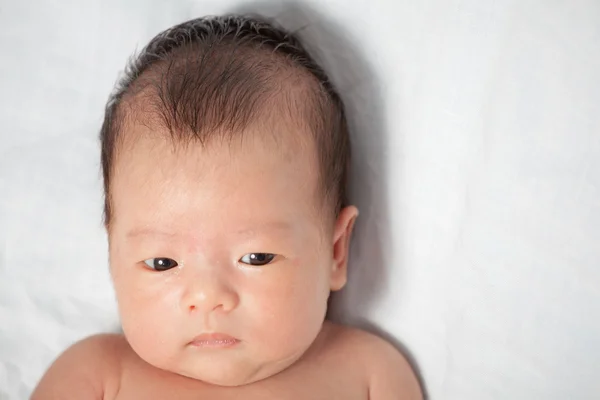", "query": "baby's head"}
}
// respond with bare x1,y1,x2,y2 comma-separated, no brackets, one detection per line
100,15,358,386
